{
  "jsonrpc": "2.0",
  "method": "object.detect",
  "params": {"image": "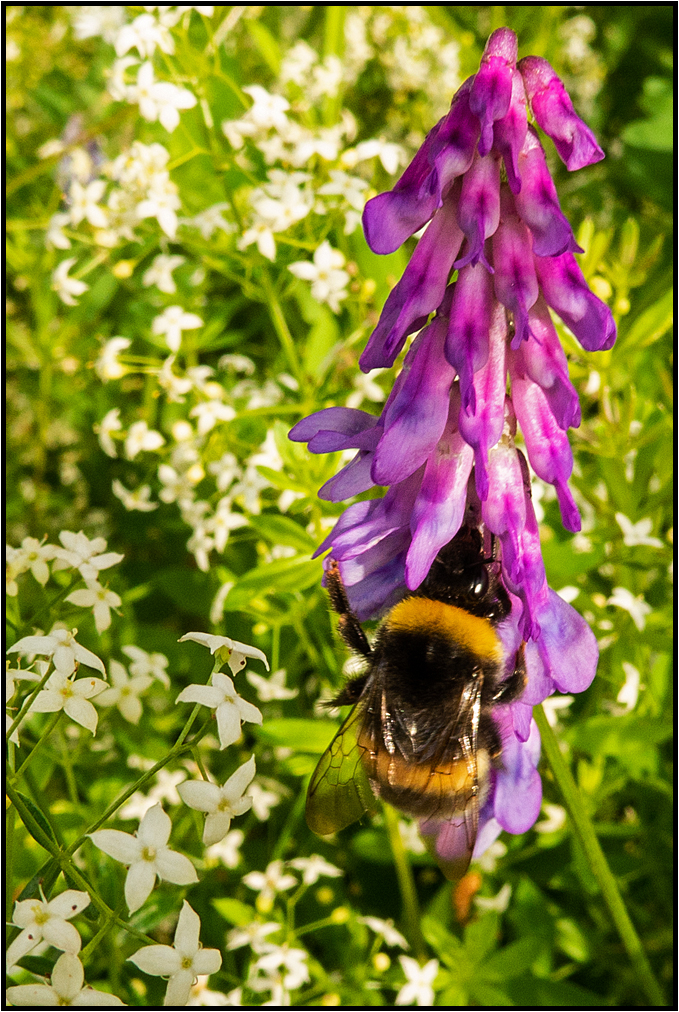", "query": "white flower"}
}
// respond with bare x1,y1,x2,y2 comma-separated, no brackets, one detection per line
555,585,580,603
187,525,215,573
251,943,309,991
345,368,386,409
142,253,185,293
246,668,297,703
238,220,277,261
156,354,193,402
226,920,281,953
288,241,349,313
6,951,126,1006
190,204,234,239
96,408,123,457
188,977,237,1006
242,860,297,907
46,212,72,249
122,645,170,688
398,818,427,855
69,180,108,228
7,537,57,587
318,169,368,210
204,828,244,869
115,13,175,59
8,627,106,676
541,694,574,727
94,659,153,724
615,513,664,548
608,586,652,631
95,337,131,381
178,631,269,673
189,399,236,436
128,901,221,1007
341,137,404,175
112,480,158,512
178,755,256,845
6,660,42,745
6,890,90,969
136,179,182,238
474,882,512,913
72,6,126,45
52,258,88,306
242,85,290,131
396,956,440,1007
288,855,341,886
128,61,197,132
152,305,203,353
54,531,124,582
617,661,641,711
28,670,108,734
535,802,567,835
175,672,262,750
204,499,247,553
89,805,198,913
358,916,409,950
125,420,165,460
66,580,122,634
249,781,286,821
207,452,242,492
